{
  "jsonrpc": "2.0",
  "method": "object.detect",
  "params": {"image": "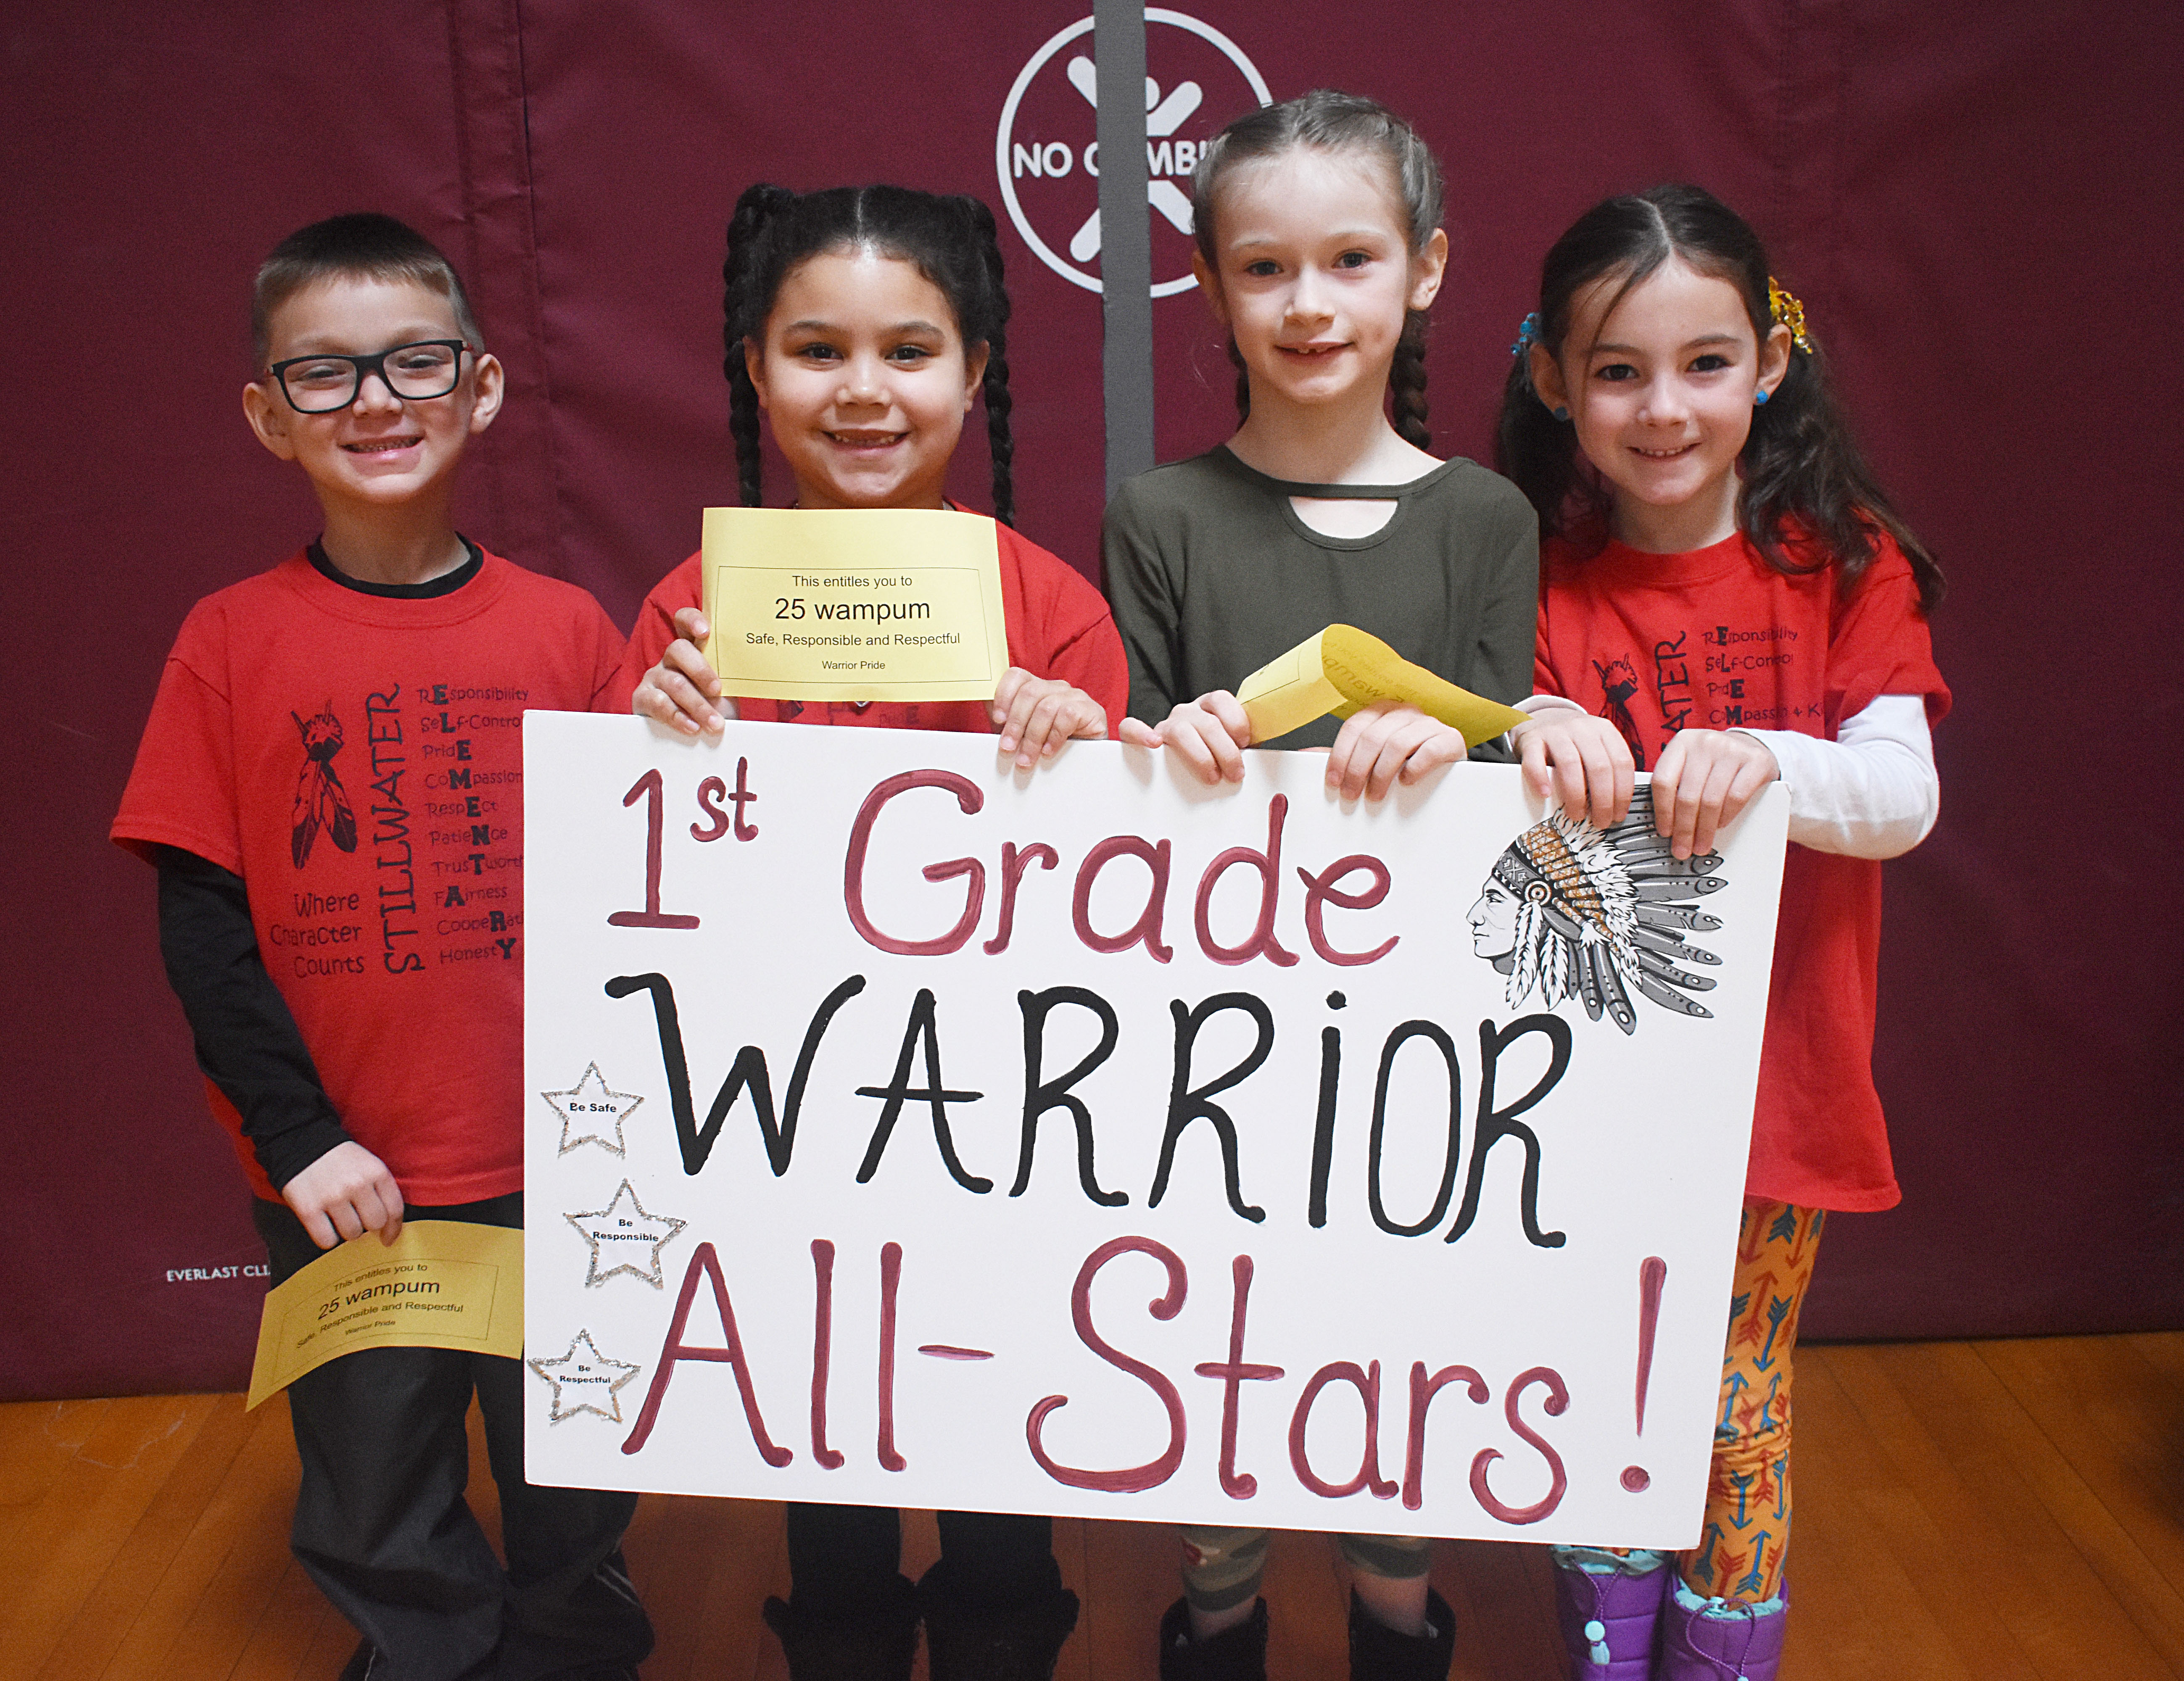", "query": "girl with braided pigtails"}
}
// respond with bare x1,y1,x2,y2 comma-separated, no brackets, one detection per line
612,183,1122,1681
1105,90,1535,1681
620,183,1121,767
1499,184,1949,1681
